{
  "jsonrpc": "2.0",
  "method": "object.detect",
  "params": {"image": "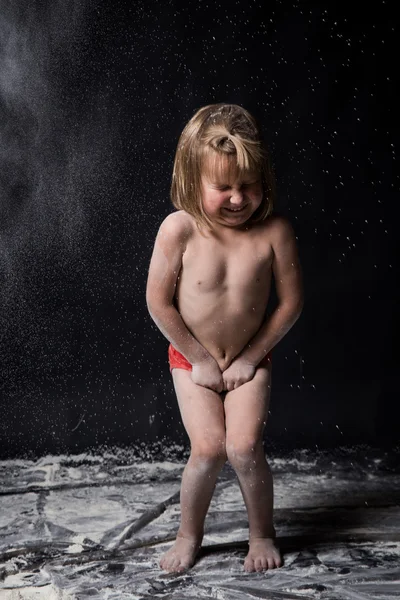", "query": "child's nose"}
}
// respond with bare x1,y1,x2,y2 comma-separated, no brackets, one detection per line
230,189,244,204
